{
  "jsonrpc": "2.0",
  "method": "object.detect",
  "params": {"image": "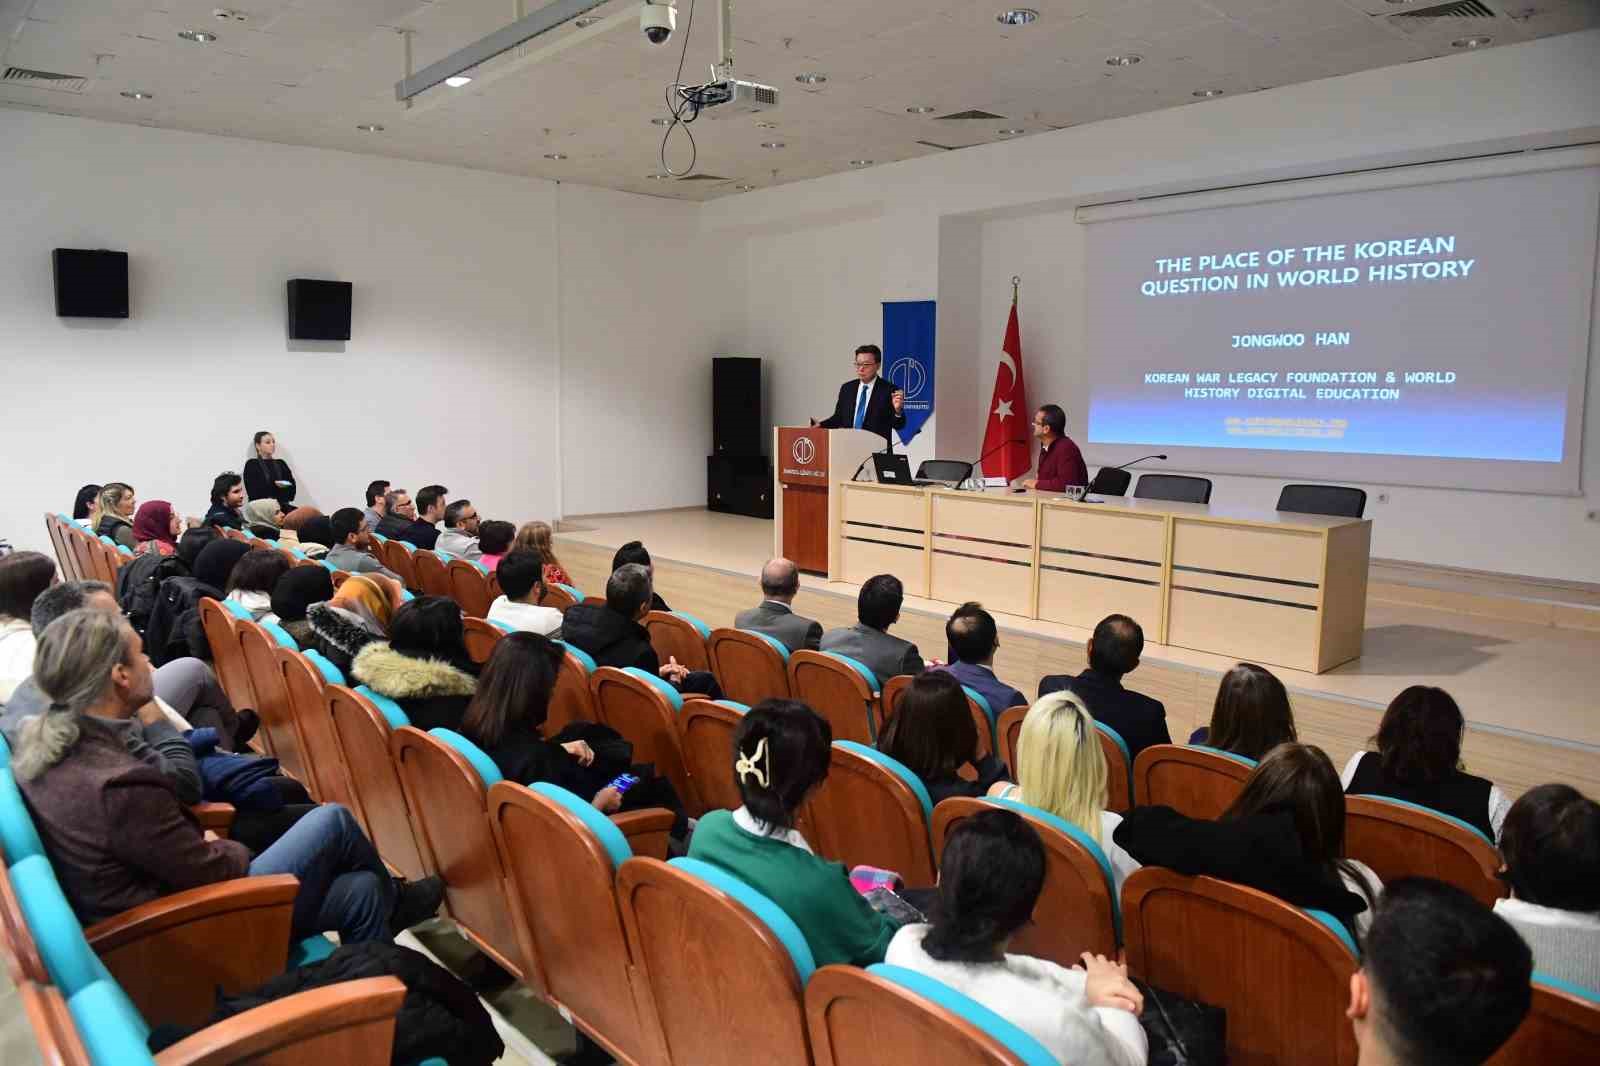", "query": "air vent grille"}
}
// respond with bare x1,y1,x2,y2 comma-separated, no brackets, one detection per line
936,109,1005,121
1392,0,1495,18
2,67,90,93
